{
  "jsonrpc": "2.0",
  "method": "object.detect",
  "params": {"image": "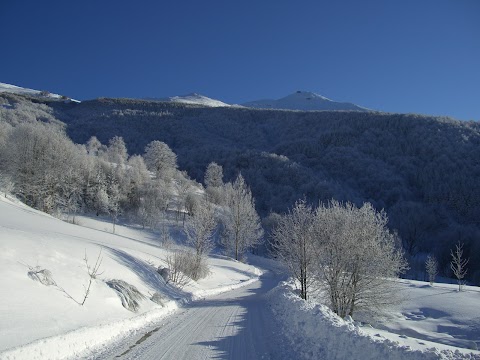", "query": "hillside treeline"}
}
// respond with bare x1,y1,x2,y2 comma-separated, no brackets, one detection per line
1,94,479,283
